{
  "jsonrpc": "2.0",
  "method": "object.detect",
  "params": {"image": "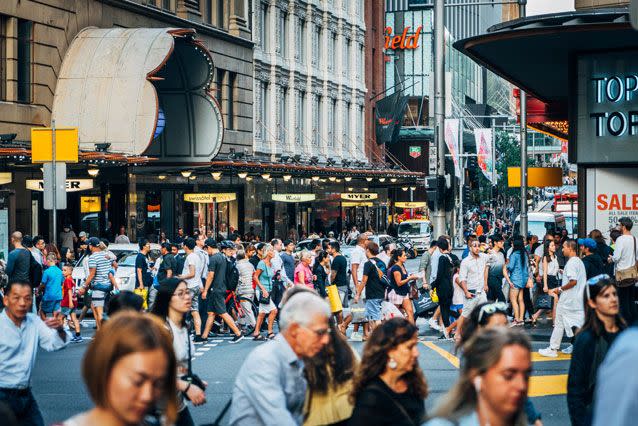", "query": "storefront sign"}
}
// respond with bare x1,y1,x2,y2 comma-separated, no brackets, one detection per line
80,196,101,213
576,51,638,163
341,193,378,201
26,178,93,192
0,173,11,185
272,194,316,202
384,26,423,50
342,202,374,207
507,167,562,188
409,146,421,159
184,193,236,203
587,168,638,238
396,202,427,209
